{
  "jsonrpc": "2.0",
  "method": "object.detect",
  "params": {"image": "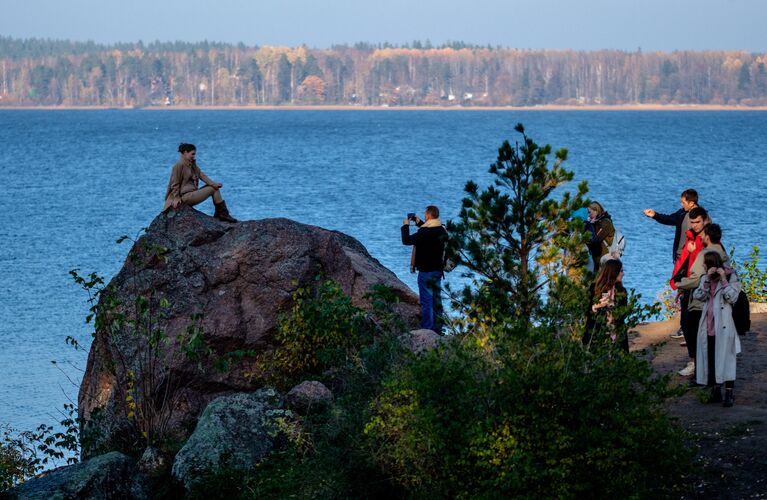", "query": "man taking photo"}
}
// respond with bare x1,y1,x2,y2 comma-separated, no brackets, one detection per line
401,205,448,334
